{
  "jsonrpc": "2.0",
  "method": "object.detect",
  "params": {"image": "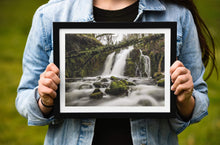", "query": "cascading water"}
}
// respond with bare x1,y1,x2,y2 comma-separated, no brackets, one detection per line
66,46,164,107
139,49,151,78
102,52,115,76
110,46,134,77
